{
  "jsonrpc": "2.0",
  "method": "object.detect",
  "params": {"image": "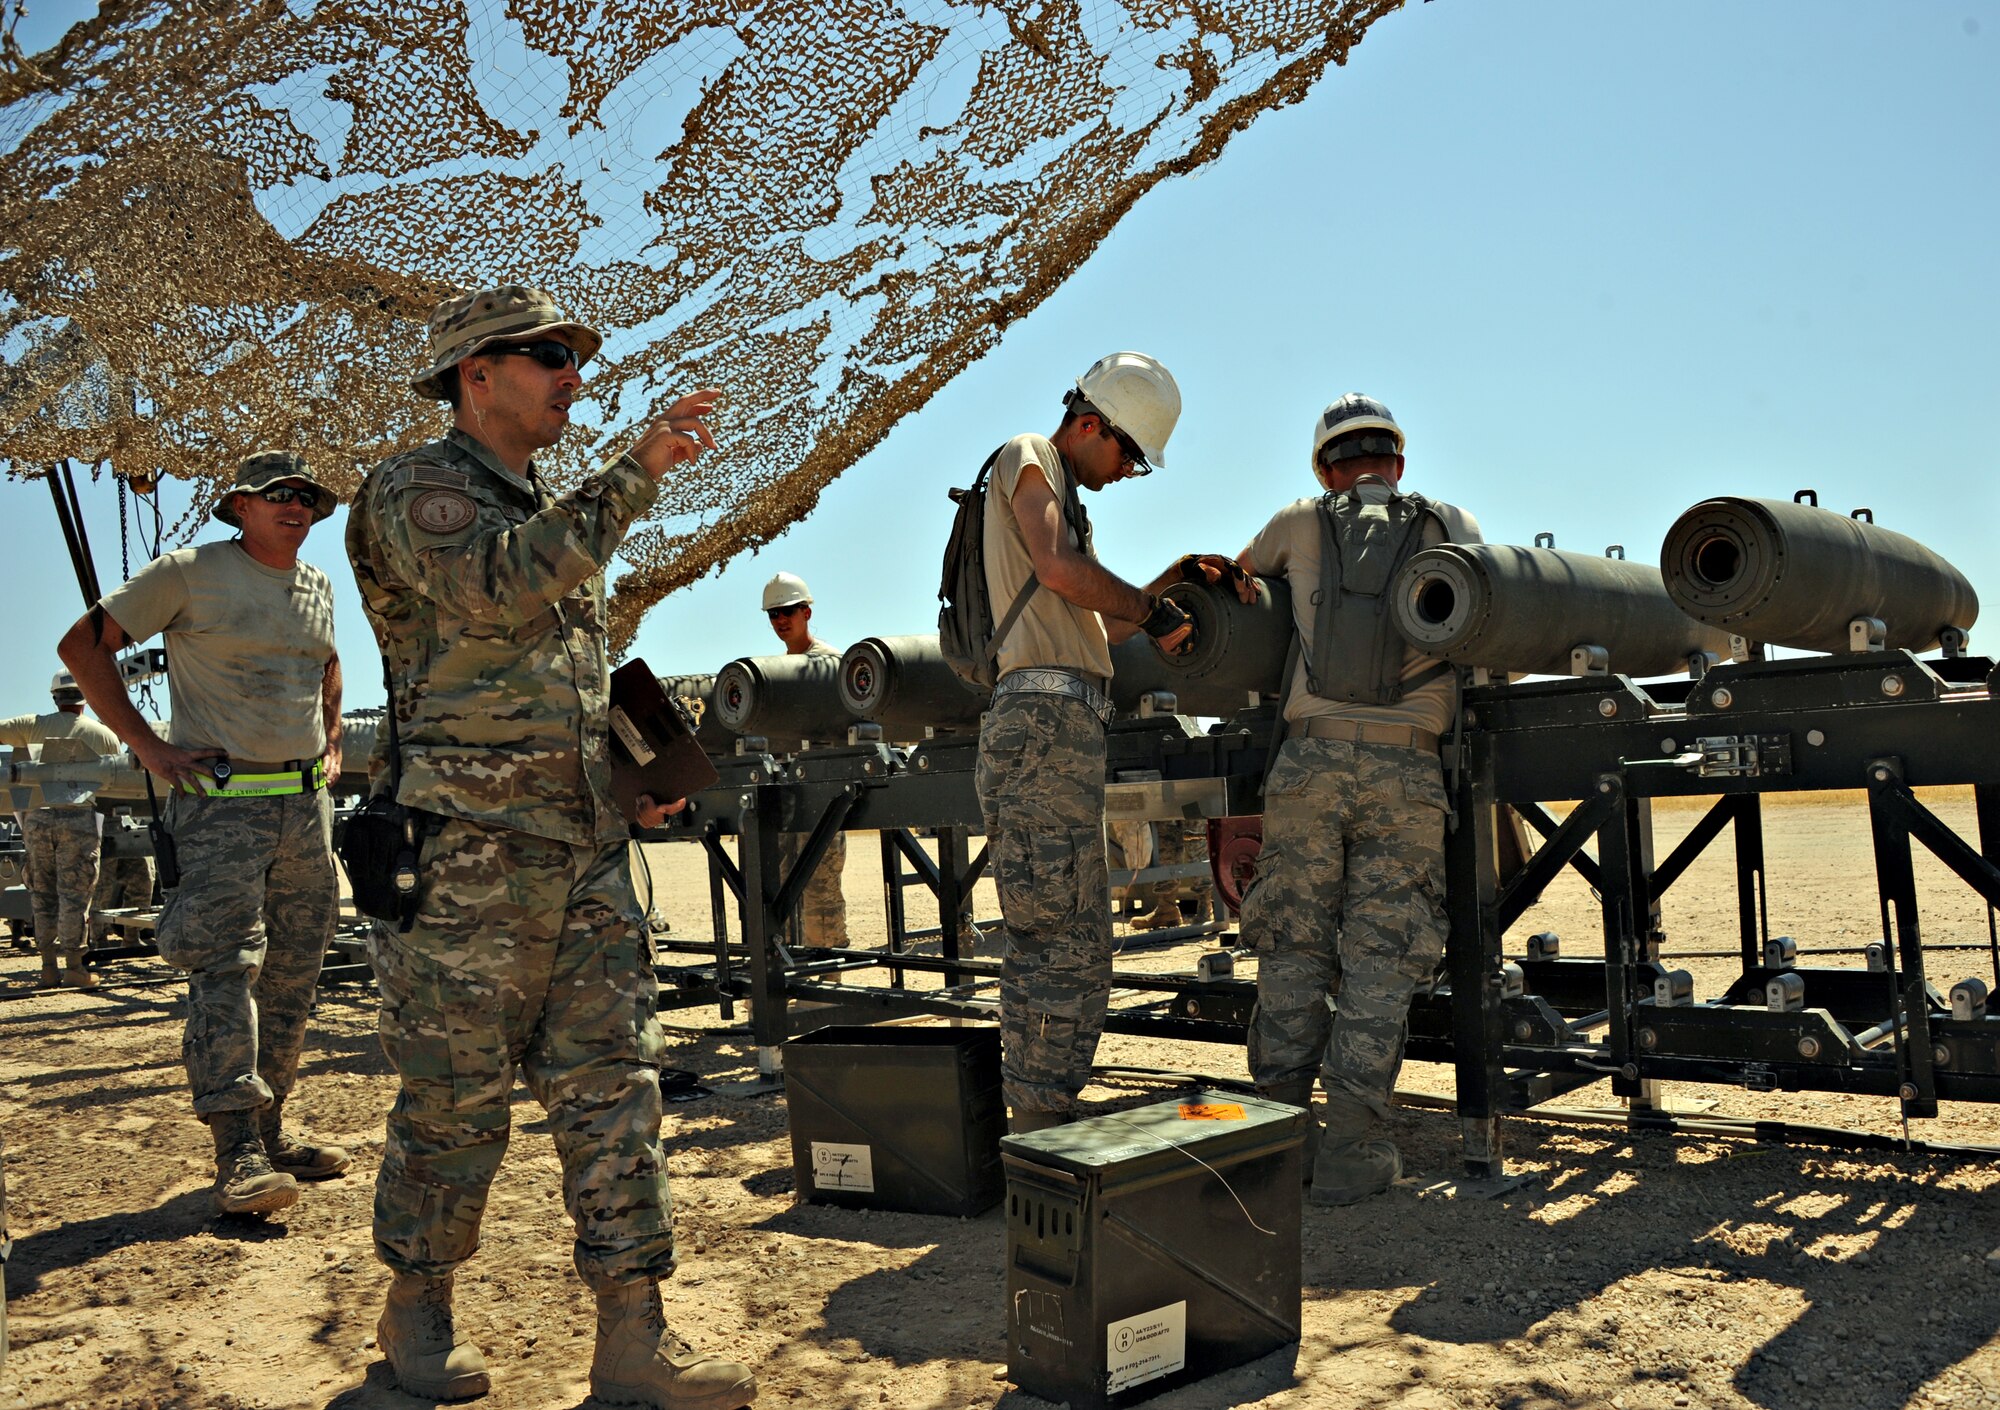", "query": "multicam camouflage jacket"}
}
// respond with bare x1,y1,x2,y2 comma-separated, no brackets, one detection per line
346,428,658,847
